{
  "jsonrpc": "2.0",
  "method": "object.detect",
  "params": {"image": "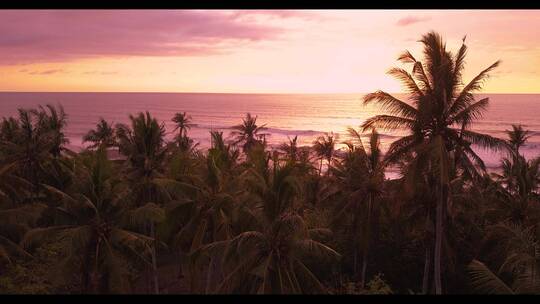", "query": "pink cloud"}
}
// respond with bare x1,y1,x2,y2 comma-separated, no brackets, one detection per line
26,69,65,75
0,10,293,64
396,16,431,26
82,71,118,75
